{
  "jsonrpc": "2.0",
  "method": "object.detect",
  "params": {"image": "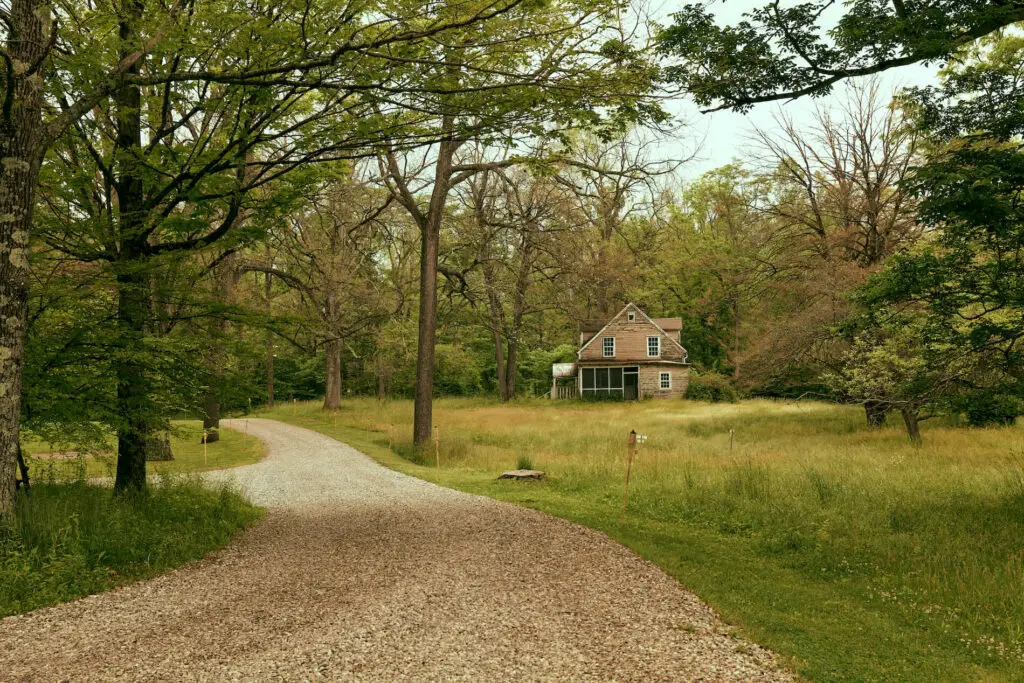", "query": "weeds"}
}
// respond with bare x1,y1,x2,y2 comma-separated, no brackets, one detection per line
1,480,262,617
